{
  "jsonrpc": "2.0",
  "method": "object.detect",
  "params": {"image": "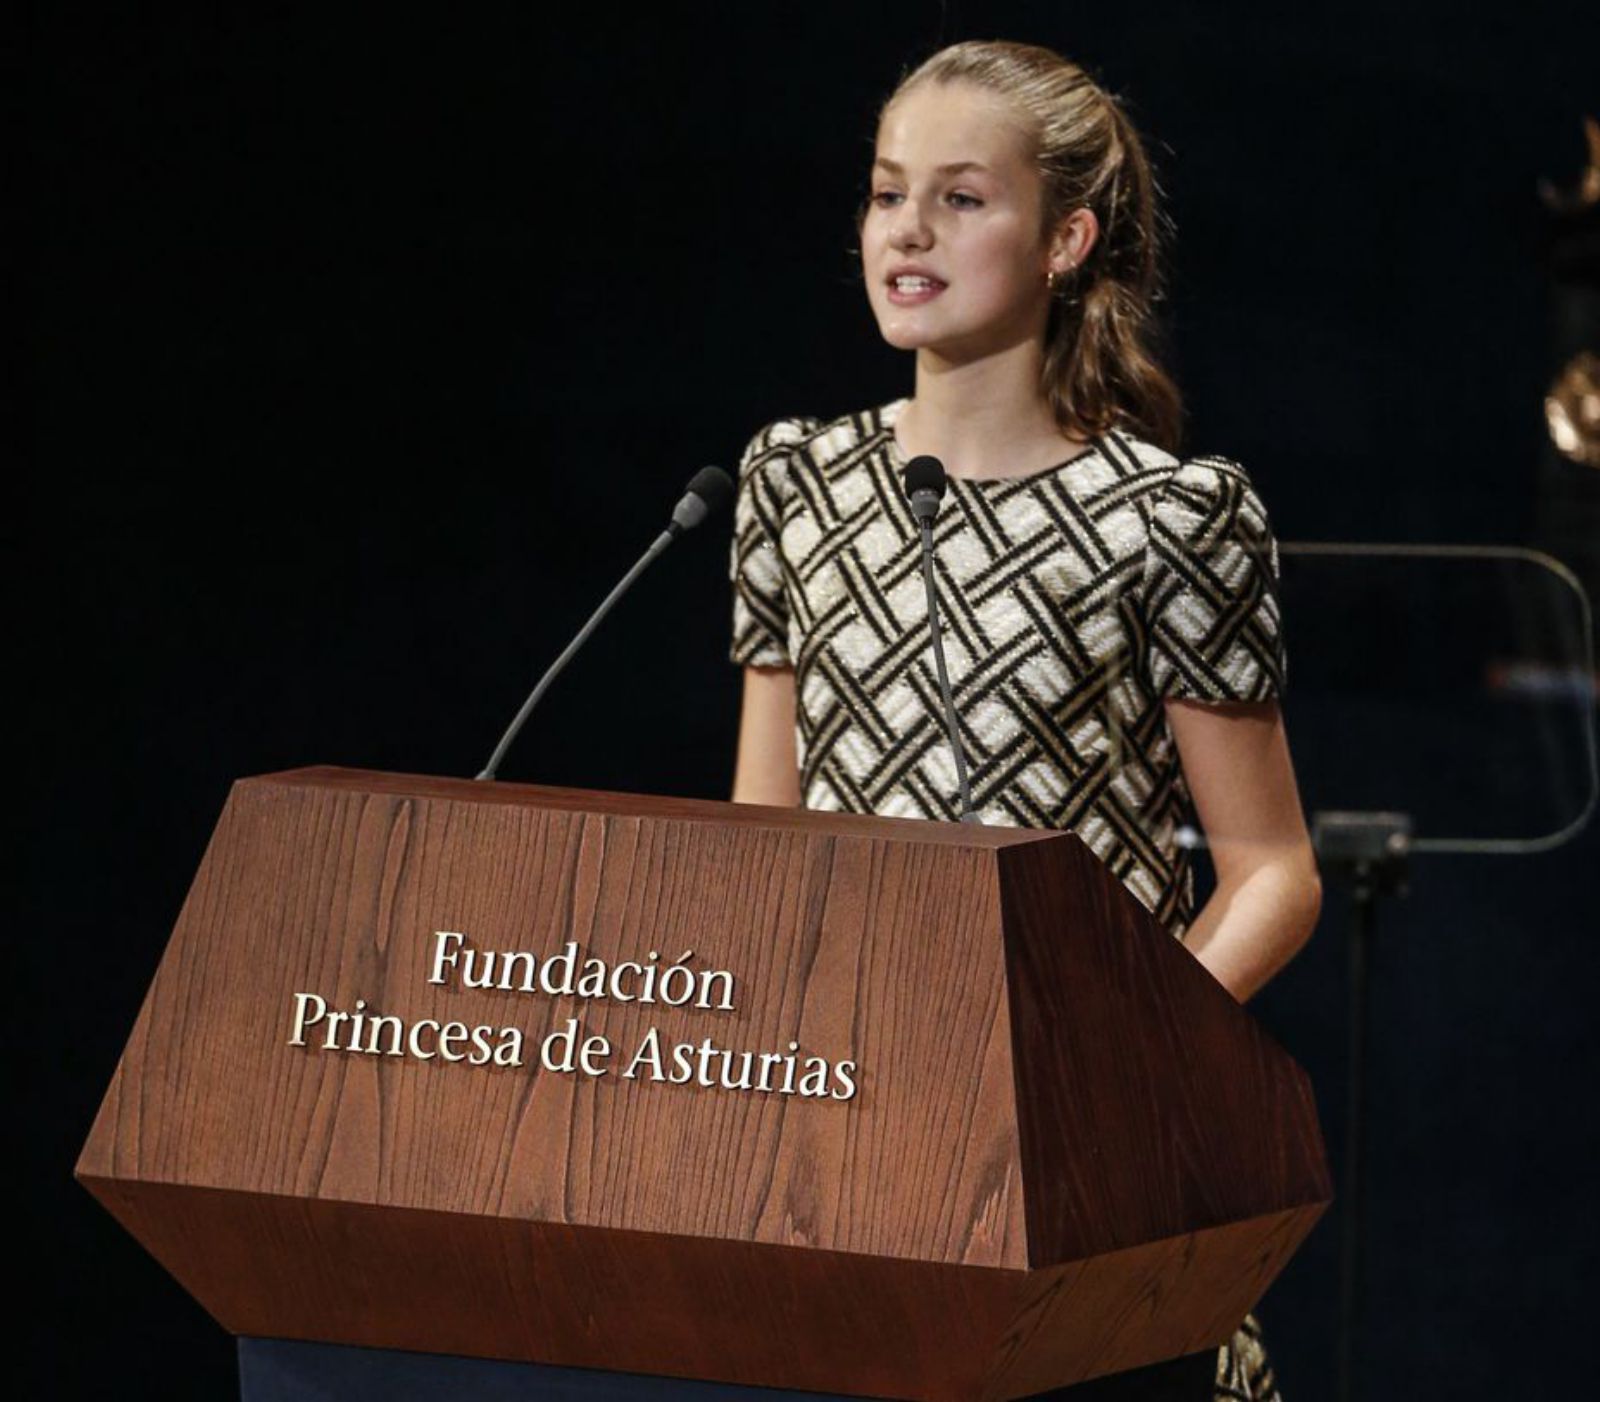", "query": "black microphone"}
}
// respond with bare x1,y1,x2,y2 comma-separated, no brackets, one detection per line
903,453,945,523
670,466,734,536
475,465,735,782
899,455,982,825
